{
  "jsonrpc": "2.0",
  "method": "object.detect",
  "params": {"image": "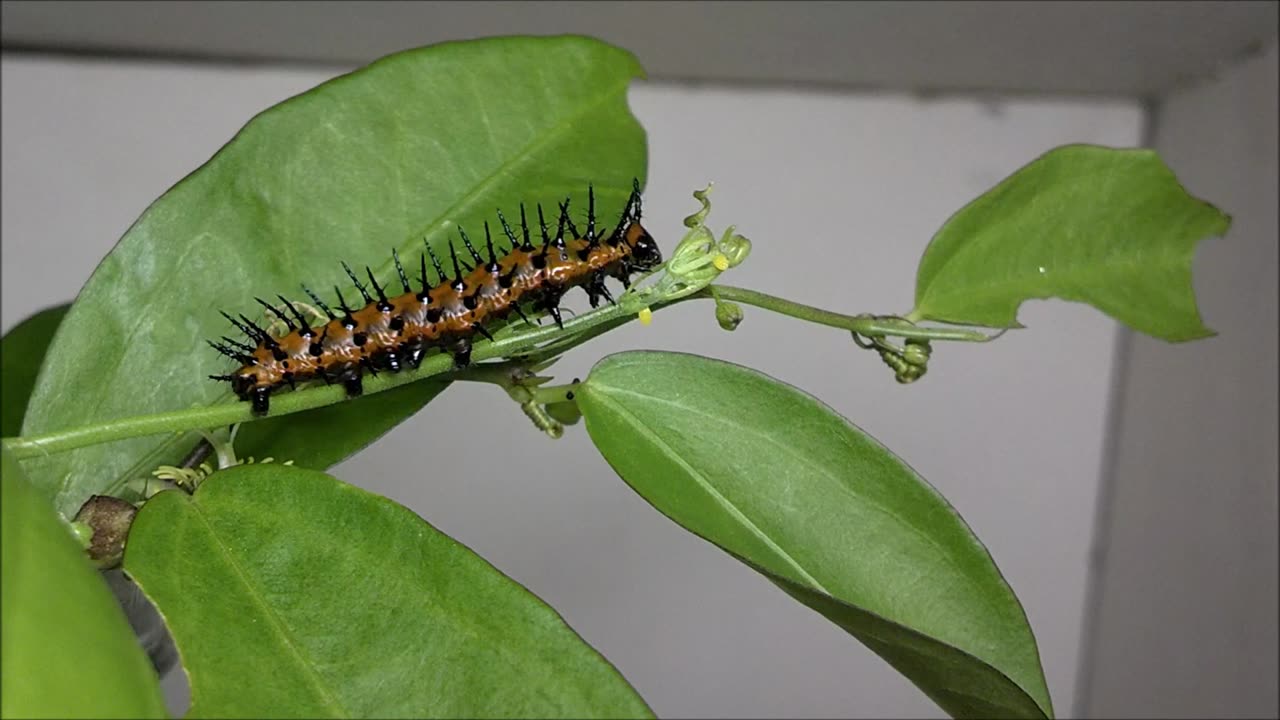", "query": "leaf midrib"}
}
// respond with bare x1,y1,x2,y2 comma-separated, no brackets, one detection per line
59,73,637,513
594,383,1005,621
587,387,832,595
590,374,1051,717
593,379,1034,676
186,498,349,718
184,483,644,717
365,75,636,295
